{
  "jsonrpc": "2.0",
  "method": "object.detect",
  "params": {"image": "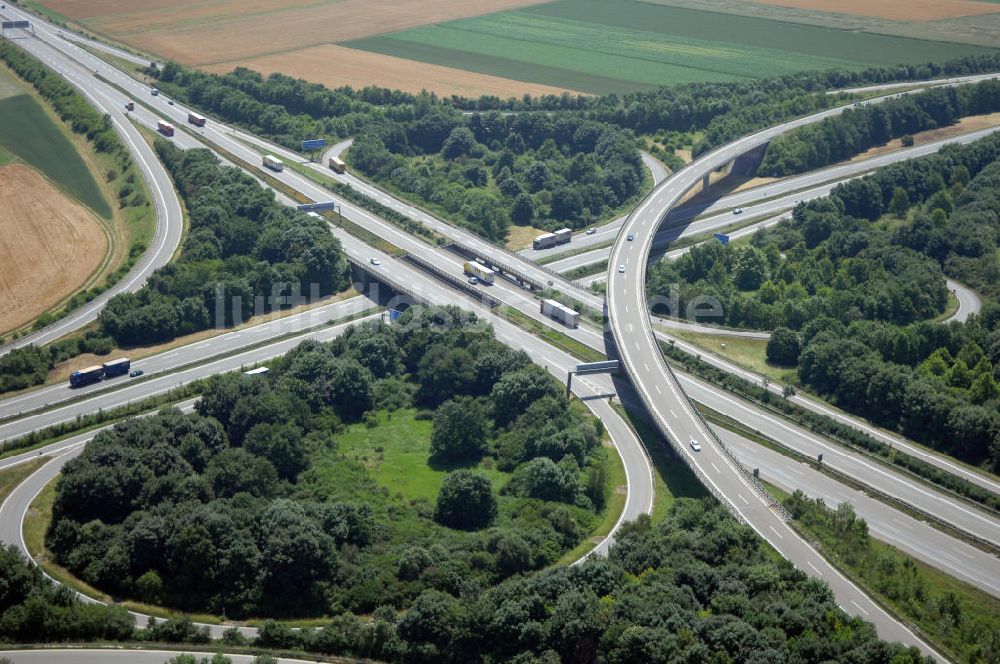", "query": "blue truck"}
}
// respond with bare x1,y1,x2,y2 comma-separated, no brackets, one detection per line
69,365,104,388
102,357,131,378
68,358,131,388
